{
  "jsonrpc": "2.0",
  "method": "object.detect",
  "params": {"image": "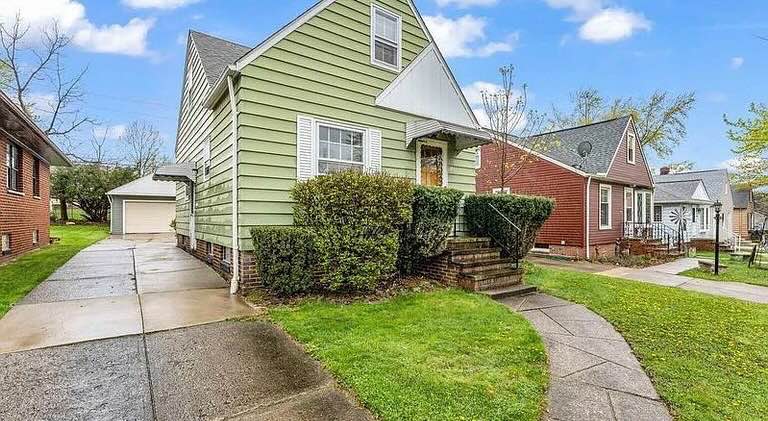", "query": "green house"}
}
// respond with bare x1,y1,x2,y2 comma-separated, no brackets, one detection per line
155,0,491,293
